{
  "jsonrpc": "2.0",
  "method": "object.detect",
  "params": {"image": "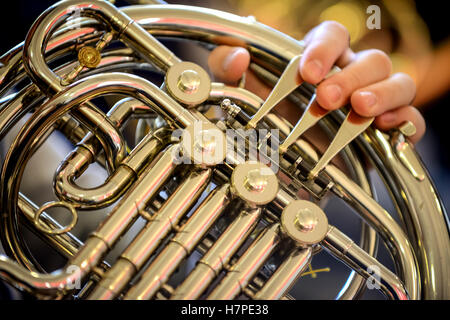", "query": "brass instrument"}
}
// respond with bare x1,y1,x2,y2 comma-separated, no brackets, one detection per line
0,0,448,300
